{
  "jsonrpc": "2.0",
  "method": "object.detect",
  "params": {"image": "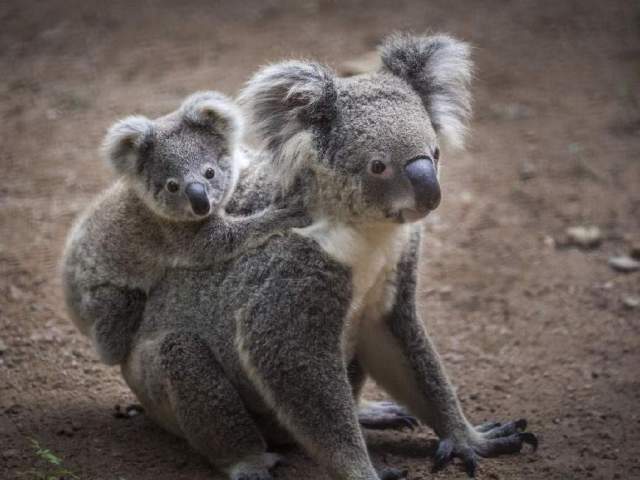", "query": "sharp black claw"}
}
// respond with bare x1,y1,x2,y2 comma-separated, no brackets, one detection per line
358,402,419,431
519,432,538,451
402,415,419,429
485,419,529,439
432,439,454,472
514,418,528,431
476,421,501,432
461,449,477,477
401,417,417,430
